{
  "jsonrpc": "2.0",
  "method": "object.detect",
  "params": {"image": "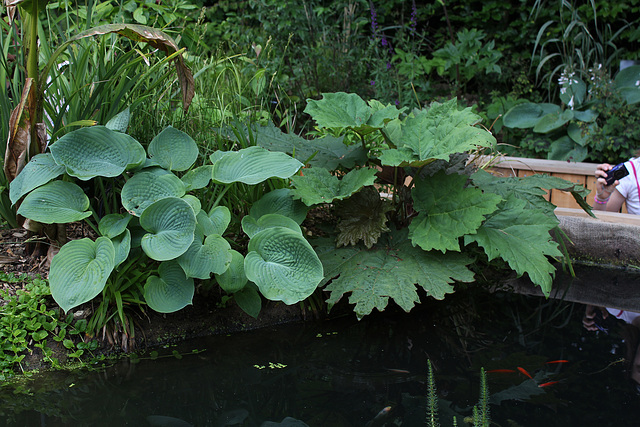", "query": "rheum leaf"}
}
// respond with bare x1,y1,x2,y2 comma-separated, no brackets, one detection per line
409,171,501,252
317,229,475,319
290,167,377,206
254,122,367,169
304,92,400,135
379,99,495,167
335,187,391,248
464,195,562,295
